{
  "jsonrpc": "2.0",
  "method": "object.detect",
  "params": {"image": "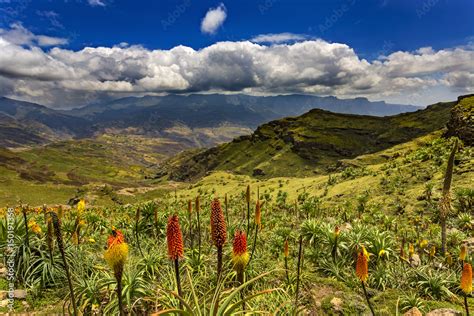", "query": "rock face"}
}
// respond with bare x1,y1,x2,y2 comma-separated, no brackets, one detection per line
446,95,473,146
426,308,462,316
404,307,423,316
463,237,474,253
252,168,265,176
330,297,344,313
410,254,421,267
